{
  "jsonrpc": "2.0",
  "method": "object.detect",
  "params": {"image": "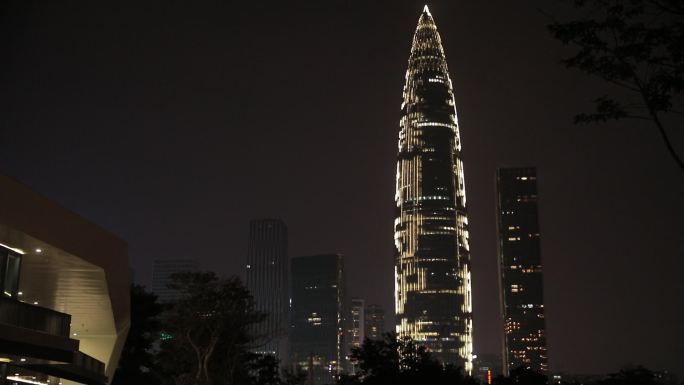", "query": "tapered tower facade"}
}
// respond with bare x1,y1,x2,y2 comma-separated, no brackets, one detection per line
394,6,473,371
